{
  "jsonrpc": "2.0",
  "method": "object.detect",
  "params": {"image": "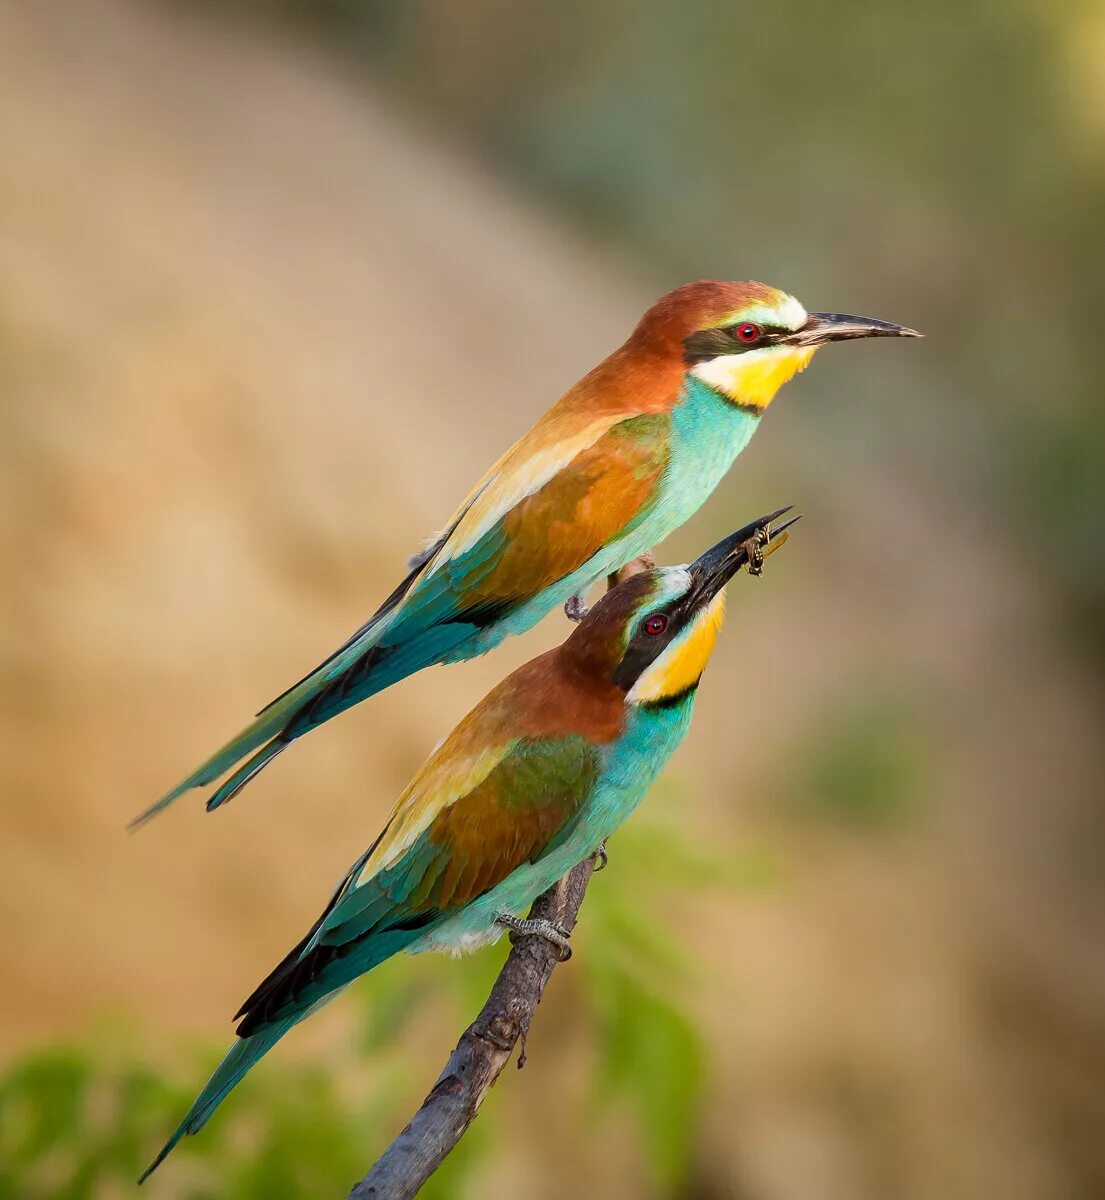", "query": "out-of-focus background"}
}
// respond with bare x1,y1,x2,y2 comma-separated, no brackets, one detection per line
2,1,1104,1197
